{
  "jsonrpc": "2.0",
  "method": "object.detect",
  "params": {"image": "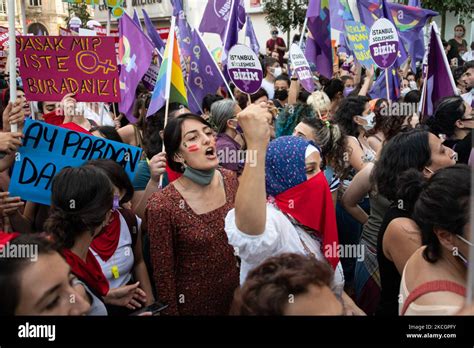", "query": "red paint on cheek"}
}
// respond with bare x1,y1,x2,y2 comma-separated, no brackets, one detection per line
187,144,200,152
